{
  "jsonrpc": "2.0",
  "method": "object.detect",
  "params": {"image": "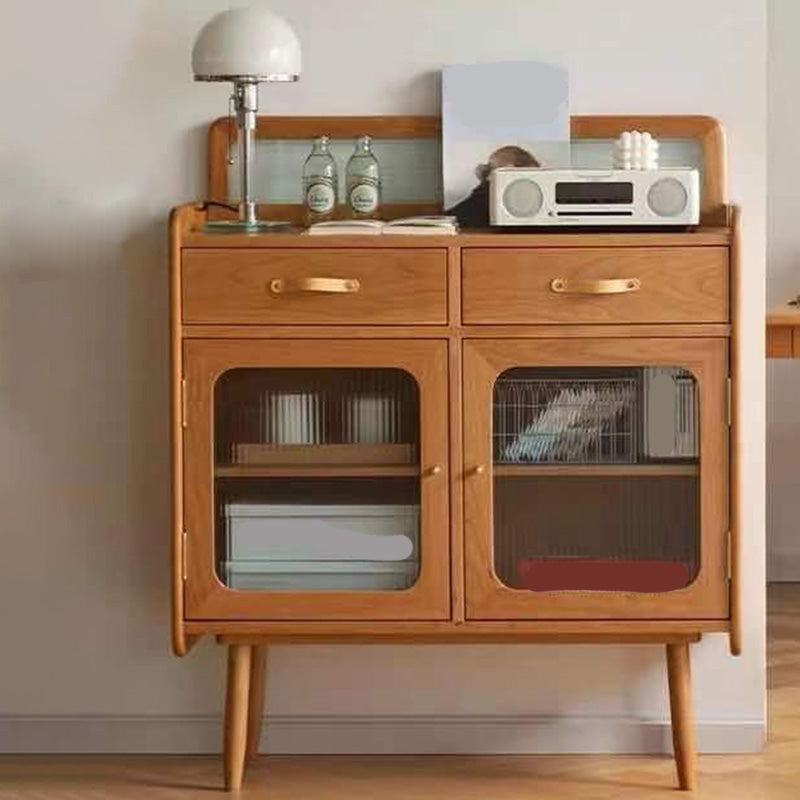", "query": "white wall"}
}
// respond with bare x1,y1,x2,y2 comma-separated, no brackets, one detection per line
0,0,766,753
767,0,800,581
